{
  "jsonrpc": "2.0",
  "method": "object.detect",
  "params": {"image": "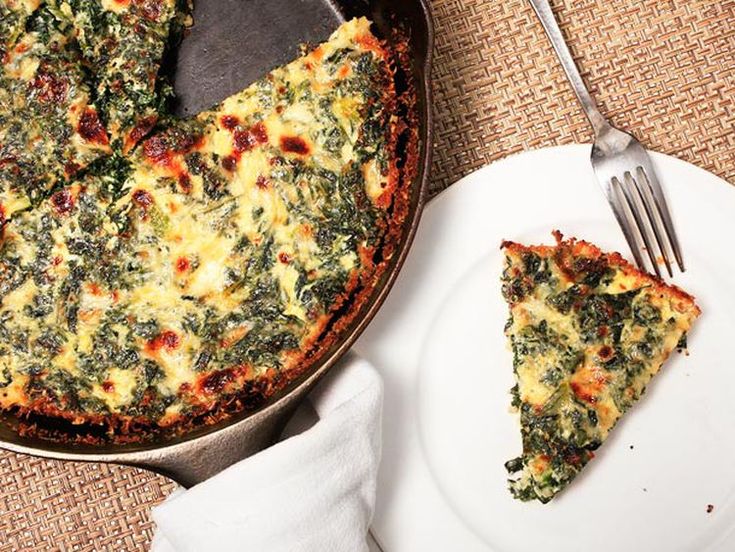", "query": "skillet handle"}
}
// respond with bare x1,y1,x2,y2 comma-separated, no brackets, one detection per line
121,387,307,488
